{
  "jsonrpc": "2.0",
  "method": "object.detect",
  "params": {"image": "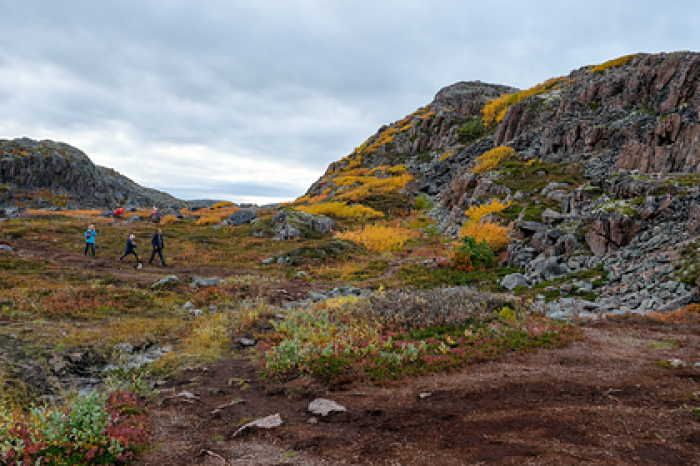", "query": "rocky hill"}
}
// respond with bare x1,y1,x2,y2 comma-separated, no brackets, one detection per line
0,137,188,211
304,51,700,318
